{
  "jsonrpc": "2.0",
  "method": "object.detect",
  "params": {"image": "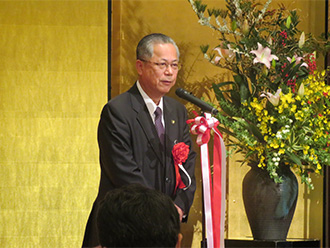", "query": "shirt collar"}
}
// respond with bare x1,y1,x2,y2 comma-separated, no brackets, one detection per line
136,81,163,117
